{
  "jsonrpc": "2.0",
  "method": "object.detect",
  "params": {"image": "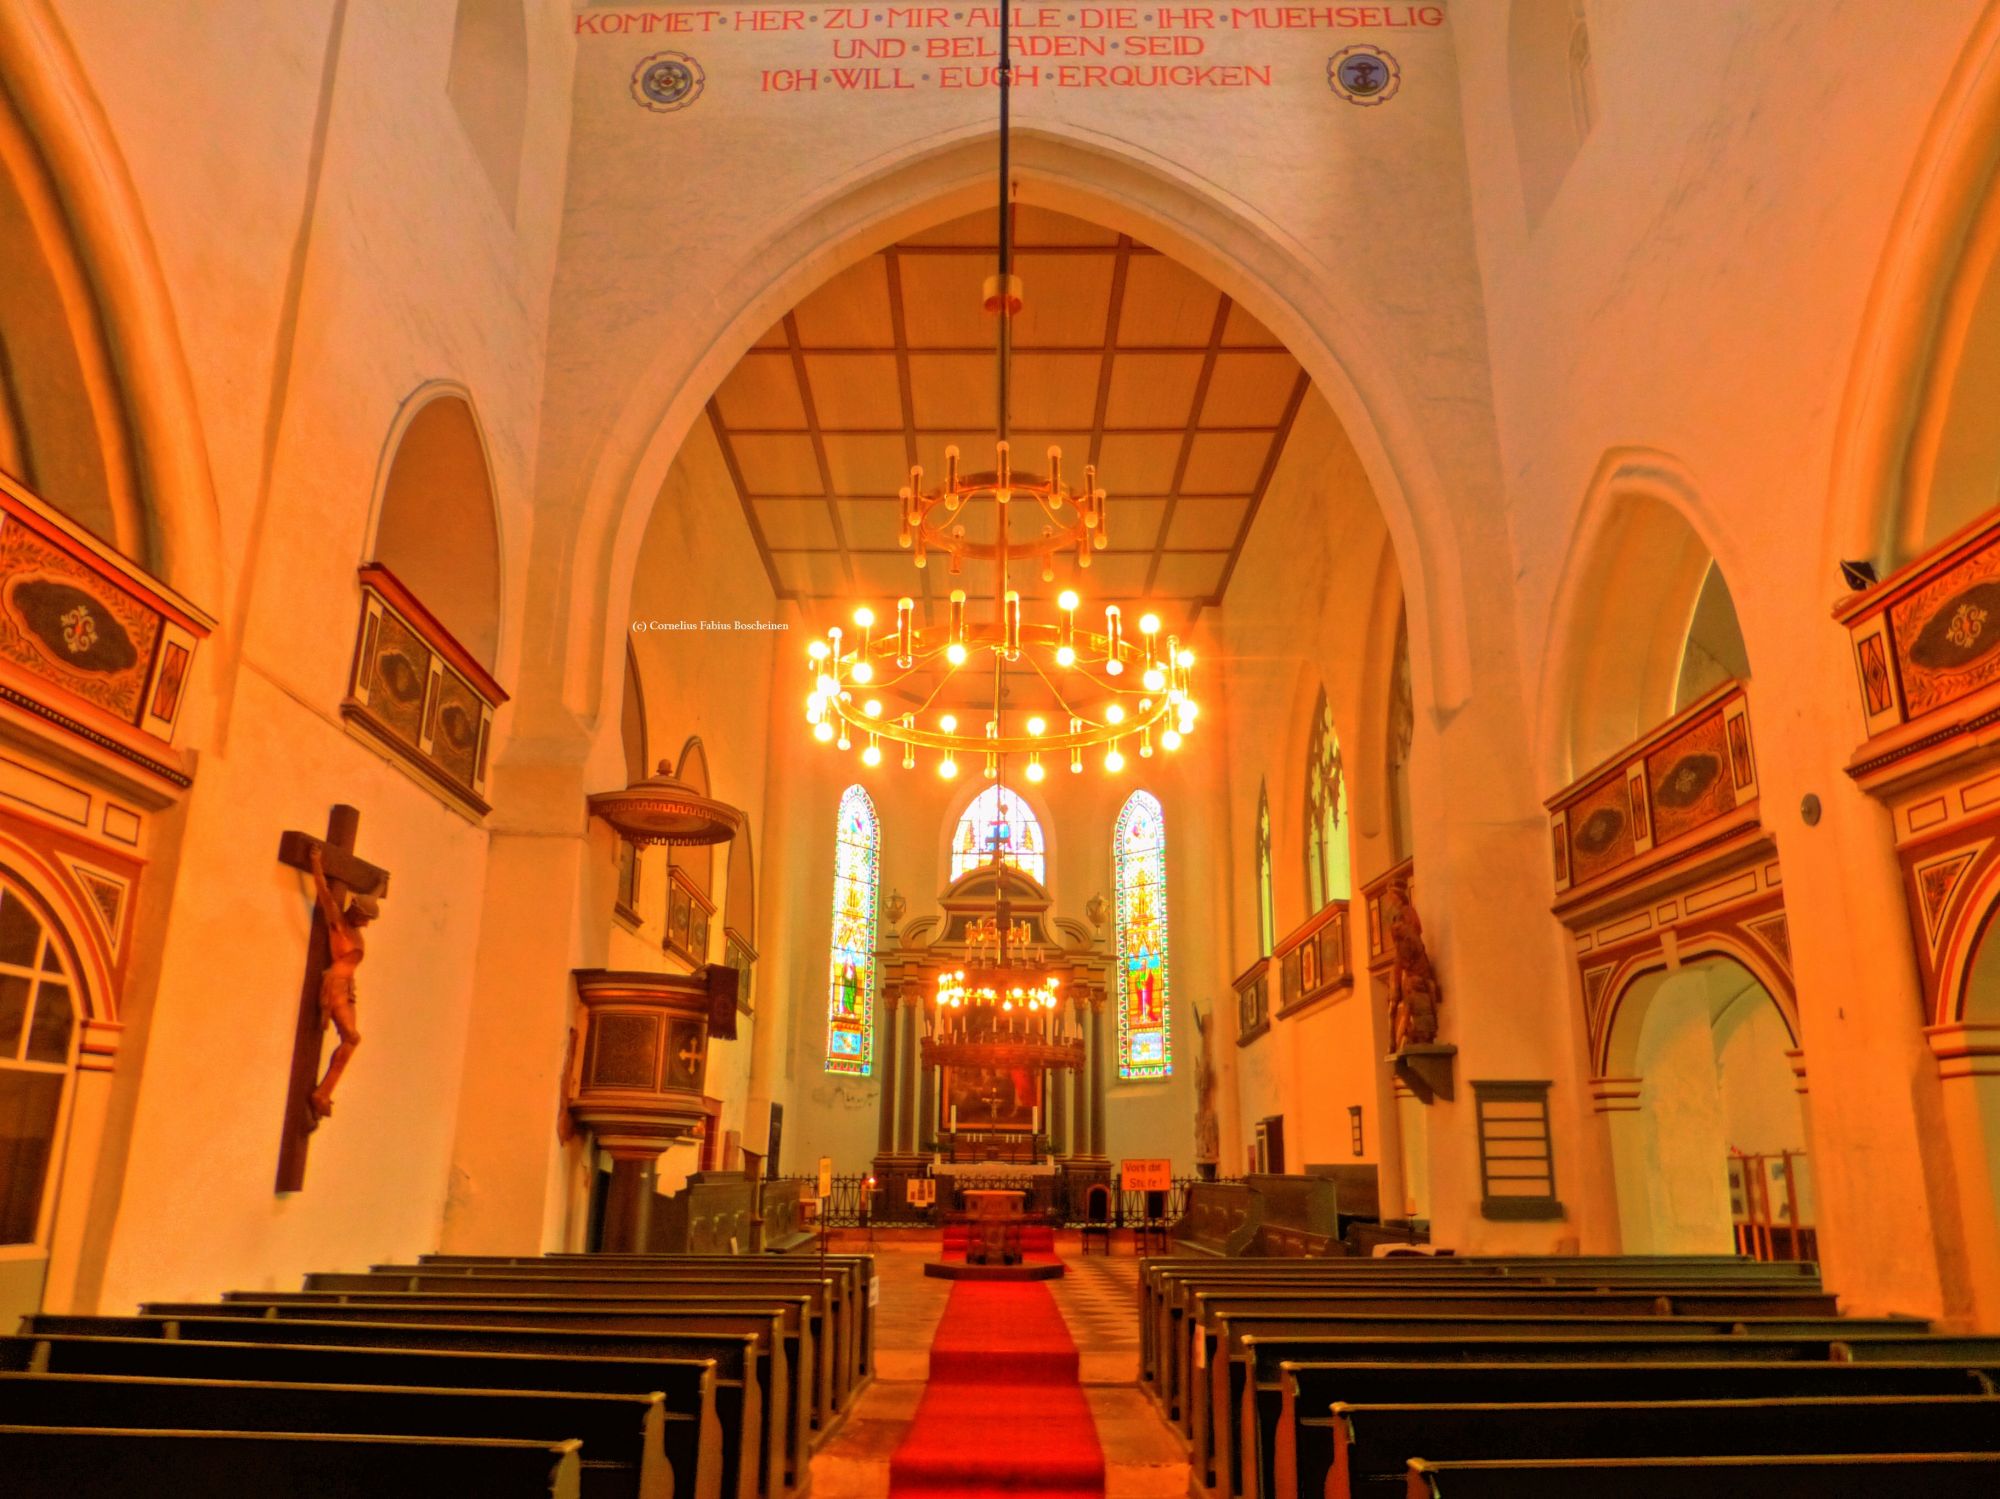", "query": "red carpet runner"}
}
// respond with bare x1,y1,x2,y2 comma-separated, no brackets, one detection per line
889,1279,1106,1498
